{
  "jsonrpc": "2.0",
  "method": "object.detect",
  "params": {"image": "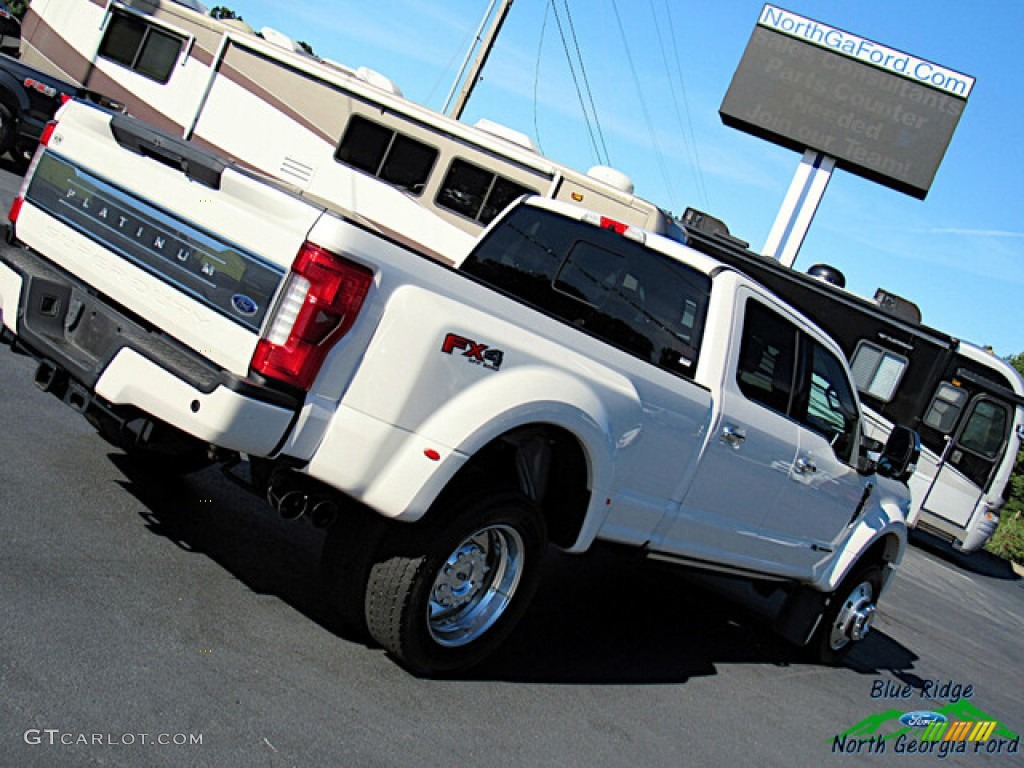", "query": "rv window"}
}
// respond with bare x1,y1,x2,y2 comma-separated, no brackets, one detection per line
923,382,968,433
850,341,908,402
99,12,184,83
958,399,1009,460
437,159,537,225
336,116,437,194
